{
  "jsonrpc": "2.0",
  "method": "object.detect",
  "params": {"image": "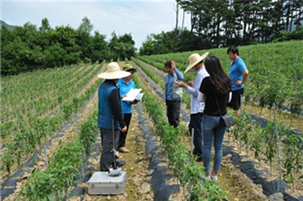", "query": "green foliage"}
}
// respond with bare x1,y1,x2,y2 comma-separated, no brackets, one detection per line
177,0,302,48
109,32,136,60
79,111,98,155
139,29,202,55
136,40,303,117
273,27,303,42
133,41,303,186
283,134,303,183
0,62,104,174
1,17,136,76
19,139,84,200
18,110,98,200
